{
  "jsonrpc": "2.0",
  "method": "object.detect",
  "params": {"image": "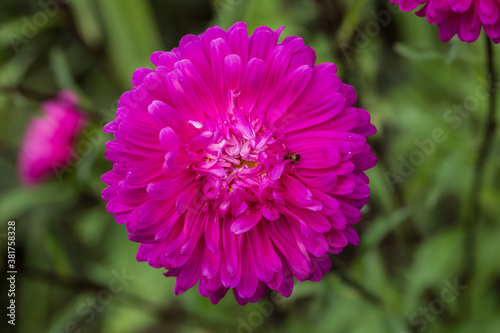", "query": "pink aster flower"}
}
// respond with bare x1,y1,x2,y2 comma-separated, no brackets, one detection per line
102,22,377,305
19,91,86,186
390,0,500,43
